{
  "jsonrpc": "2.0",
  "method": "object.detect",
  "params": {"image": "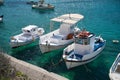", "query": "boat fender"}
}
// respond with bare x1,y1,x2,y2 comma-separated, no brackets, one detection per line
11,36,16,40
46,41,49,46
65,51,69,55
32,36,34,41
53,33,54,36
